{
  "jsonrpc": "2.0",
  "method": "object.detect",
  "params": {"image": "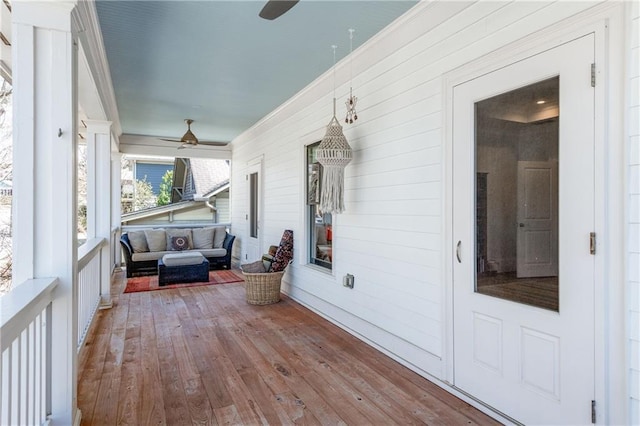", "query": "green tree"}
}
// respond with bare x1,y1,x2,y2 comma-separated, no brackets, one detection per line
157,169,174,206
0,78,13,294
134,178,156,211
121,178,156,214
